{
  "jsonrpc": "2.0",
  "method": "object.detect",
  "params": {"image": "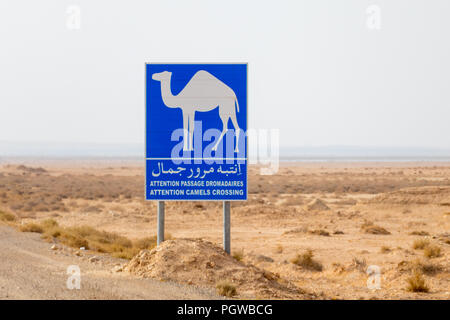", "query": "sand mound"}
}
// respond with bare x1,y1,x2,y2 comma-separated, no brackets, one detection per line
124,238,313,299
305,198,330,211
367,186,450,205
